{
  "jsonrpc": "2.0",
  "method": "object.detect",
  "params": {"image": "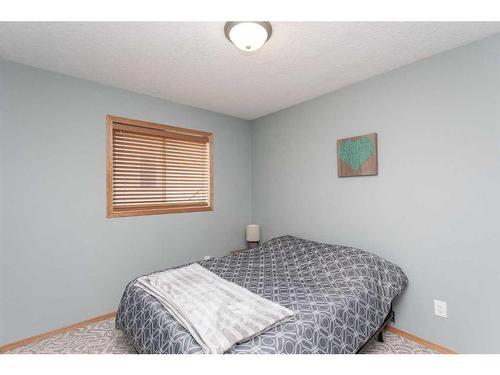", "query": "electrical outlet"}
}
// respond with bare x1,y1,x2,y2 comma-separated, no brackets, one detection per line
434,299,447,318
203,255,211,261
